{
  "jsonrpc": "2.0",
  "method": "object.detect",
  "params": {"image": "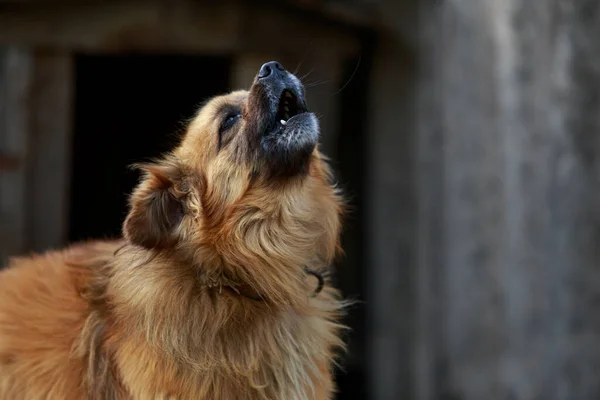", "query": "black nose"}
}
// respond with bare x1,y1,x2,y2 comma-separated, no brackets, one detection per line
258,61,285,80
